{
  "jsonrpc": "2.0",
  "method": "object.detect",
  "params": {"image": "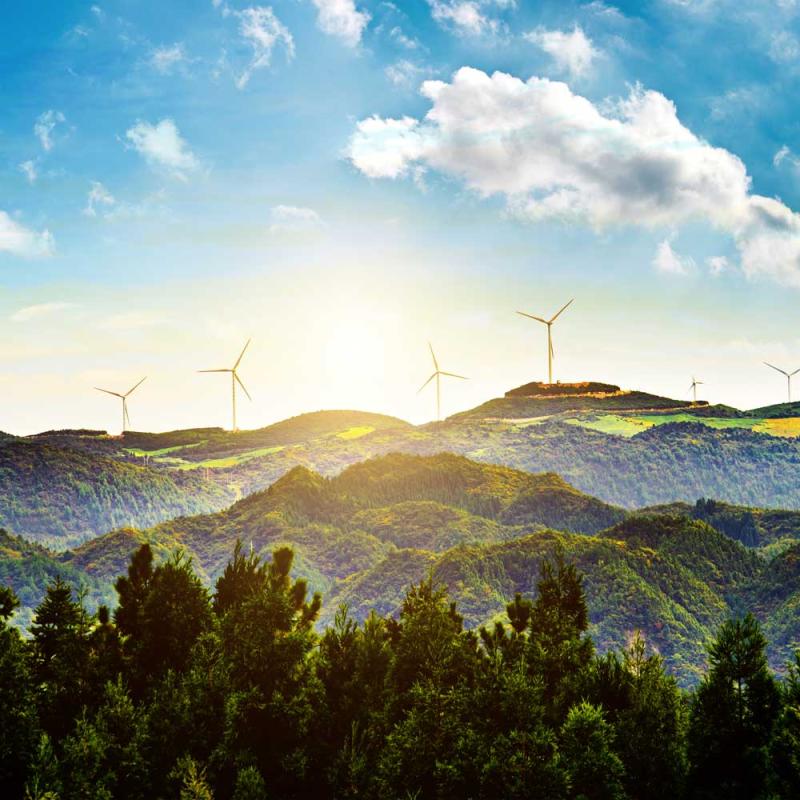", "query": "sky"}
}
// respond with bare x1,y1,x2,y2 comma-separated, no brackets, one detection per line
4,0,800,434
